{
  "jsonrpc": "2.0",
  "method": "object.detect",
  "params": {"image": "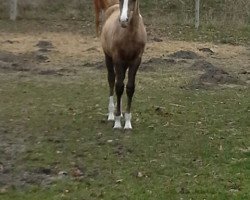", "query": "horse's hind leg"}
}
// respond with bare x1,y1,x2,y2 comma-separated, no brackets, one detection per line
125,58,141,130
105,53,115,121
114,63,126,129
